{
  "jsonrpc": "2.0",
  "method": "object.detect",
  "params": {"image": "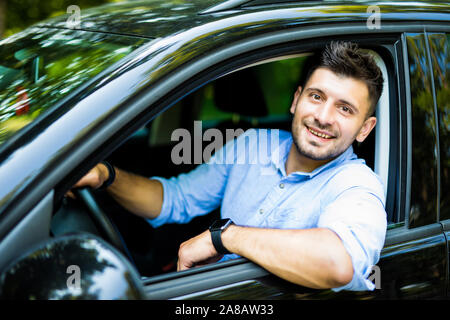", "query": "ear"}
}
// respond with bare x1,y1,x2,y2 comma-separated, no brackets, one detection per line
356,116,377,143
290,86,303,114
